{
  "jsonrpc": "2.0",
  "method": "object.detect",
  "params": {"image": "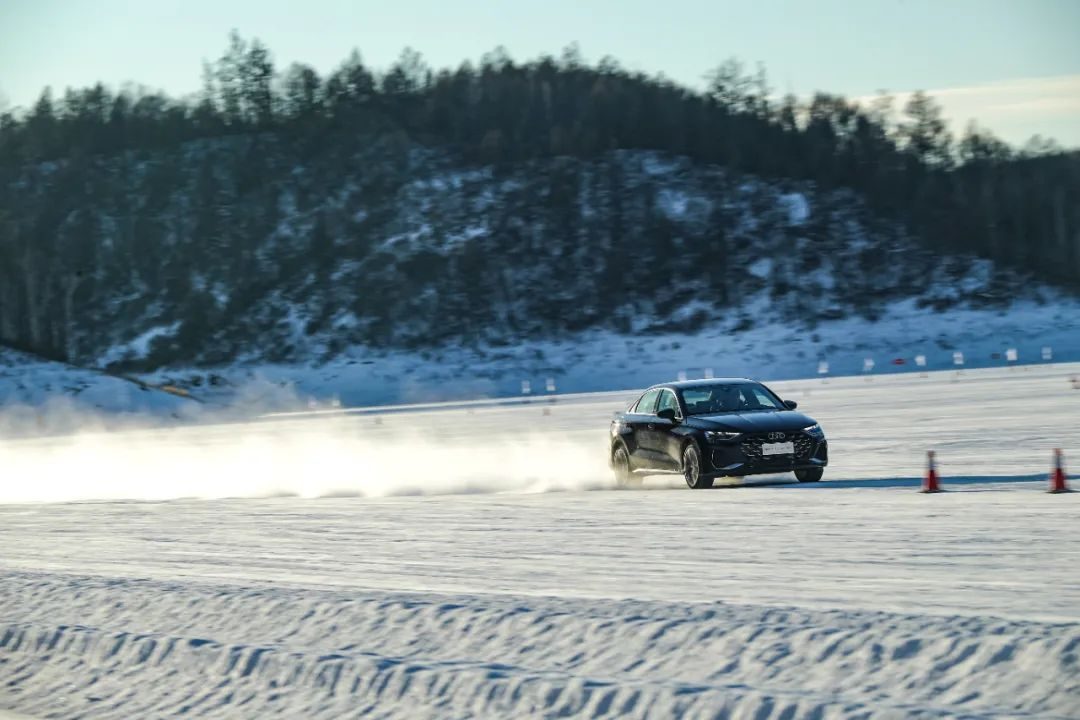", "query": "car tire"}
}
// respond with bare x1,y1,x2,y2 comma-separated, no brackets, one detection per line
683,443,713,489
612,445,640,488
795,468,824,483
